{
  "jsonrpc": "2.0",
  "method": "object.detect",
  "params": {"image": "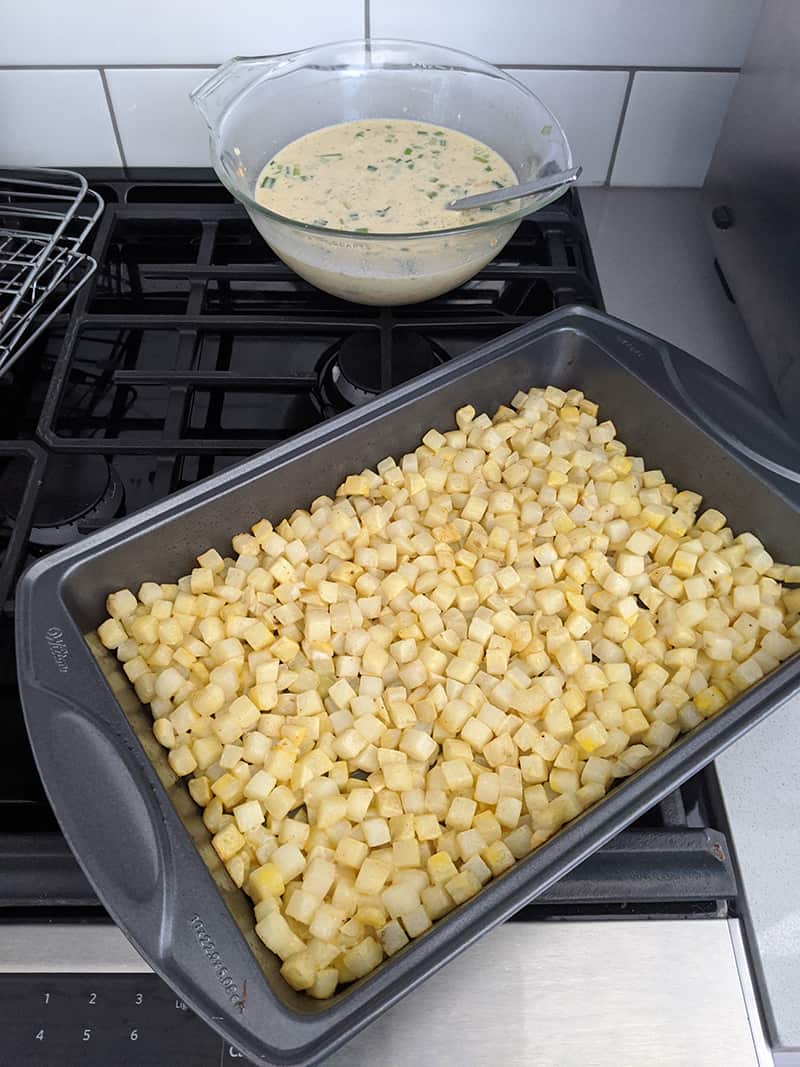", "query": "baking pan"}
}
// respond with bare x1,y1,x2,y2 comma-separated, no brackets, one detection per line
16,306,800,1065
